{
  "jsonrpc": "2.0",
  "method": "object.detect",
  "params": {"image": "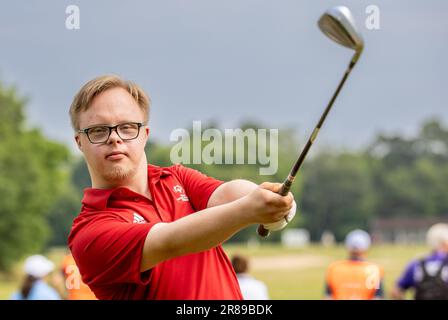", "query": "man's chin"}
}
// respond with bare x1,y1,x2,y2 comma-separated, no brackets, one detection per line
102,166,134,183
